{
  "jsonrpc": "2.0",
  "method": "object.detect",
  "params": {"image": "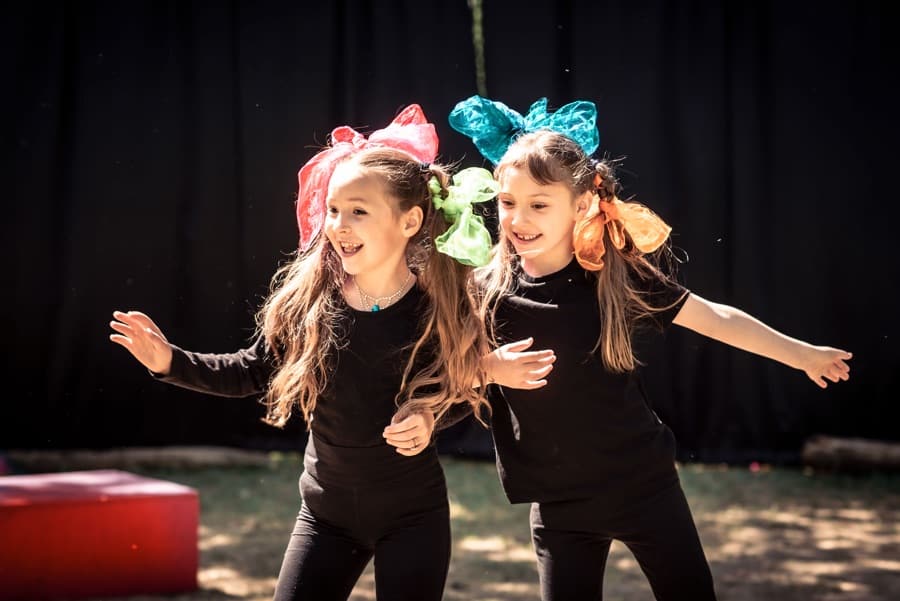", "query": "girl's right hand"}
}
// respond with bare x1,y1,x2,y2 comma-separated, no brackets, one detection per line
798,345,852,389
483,337,556,390
109,310,174,375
